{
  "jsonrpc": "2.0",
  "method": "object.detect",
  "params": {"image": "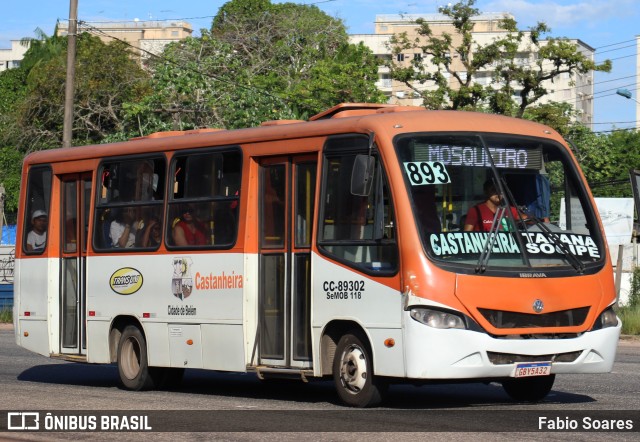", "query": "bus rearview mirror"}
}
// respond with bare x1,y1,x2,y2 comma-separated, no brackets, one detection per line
351,154,375,196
